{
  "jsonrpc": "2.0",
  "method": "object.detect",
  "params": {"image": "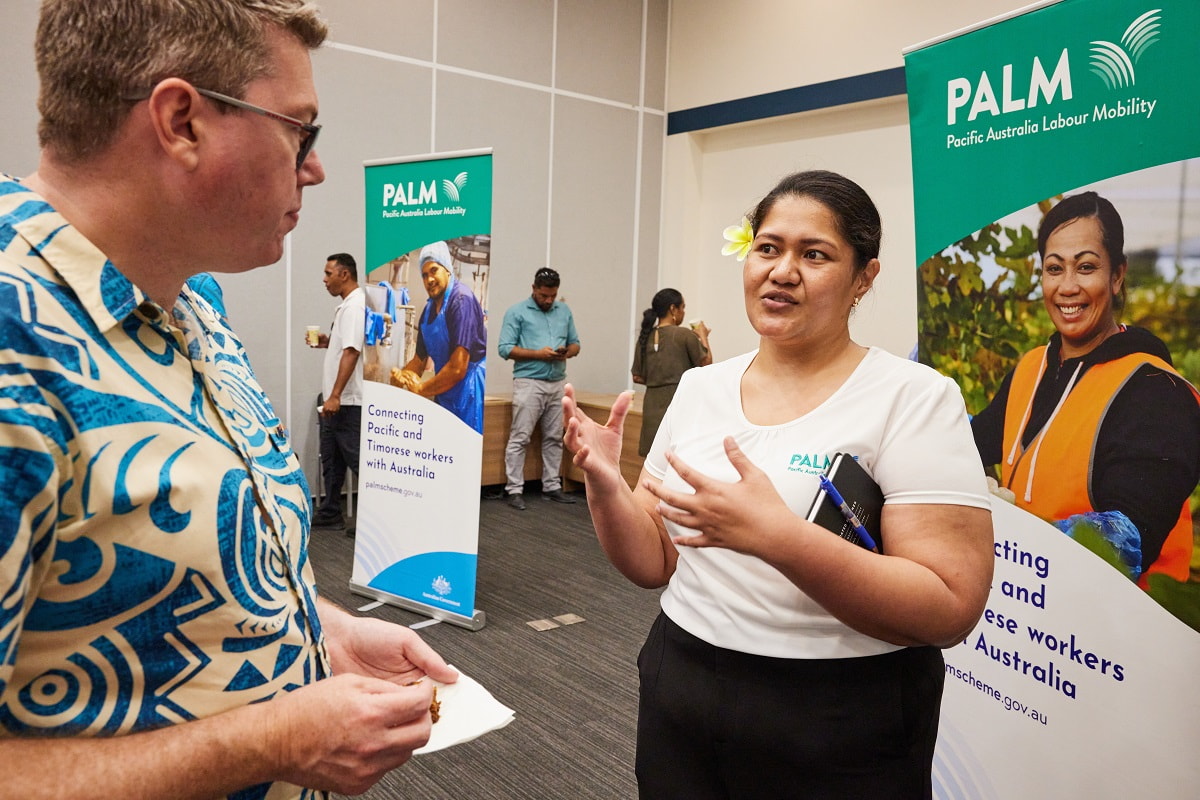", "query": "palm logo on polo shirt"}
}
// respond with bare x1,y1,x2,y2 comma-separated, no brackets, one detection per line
787,452,832,475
